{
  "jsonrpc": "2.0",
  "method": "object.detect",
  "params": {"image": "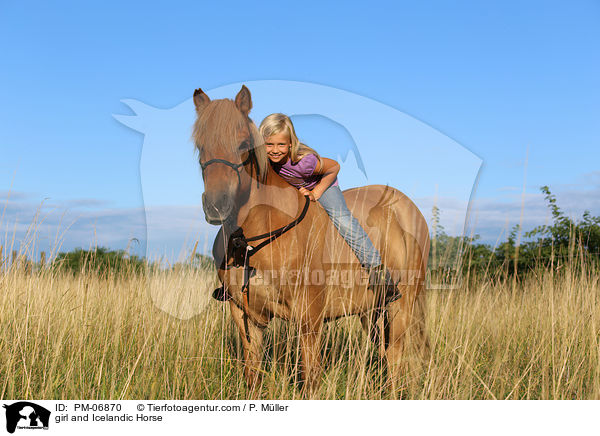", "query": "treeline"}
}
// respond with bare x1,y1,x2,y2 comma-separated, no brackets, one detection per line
430,186,600,277
4,186,597,280
53,247,147,276
1,246,214,277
